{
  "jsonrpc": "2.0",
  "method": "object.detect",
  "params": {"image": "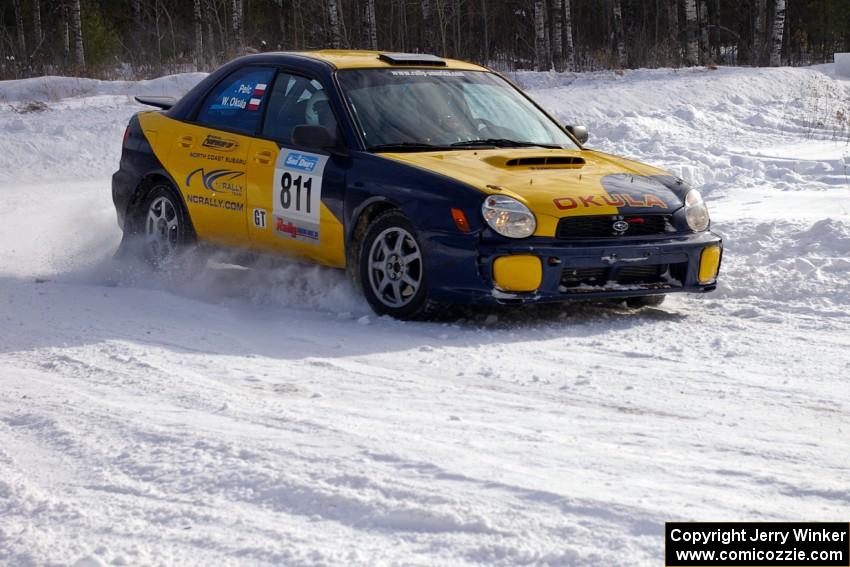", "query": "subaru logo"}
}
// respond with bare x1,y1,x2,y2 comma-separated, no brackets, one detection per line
612,220,629,233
